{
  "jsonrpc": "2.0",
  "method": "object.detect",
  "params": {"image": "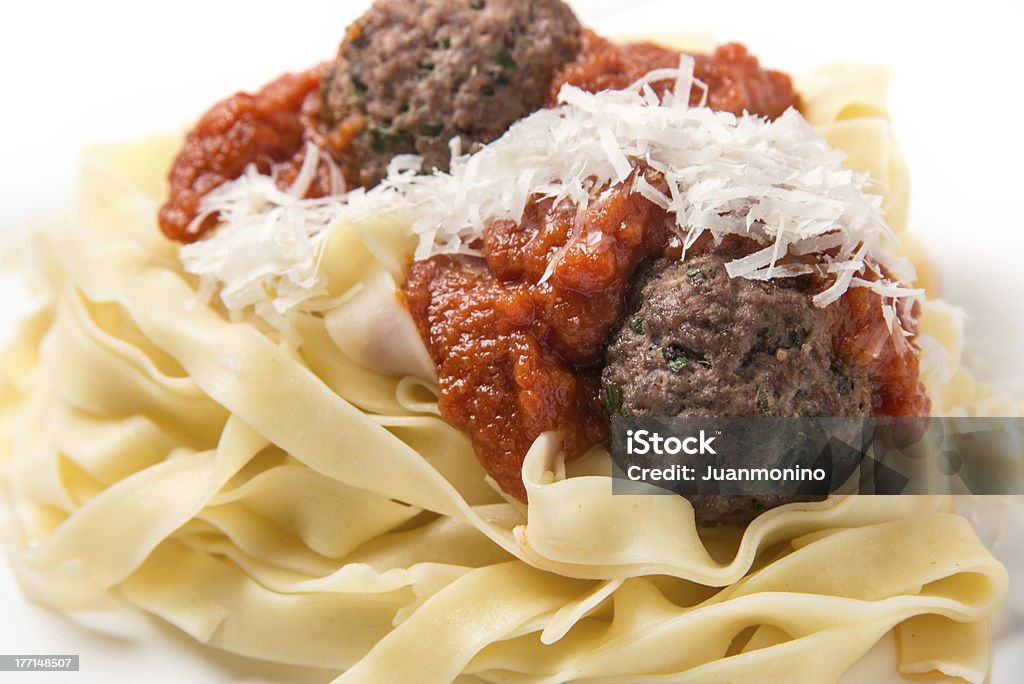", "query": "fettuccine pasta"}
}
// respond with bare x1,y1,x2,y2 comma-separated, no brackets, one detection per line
0,65,1010,684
